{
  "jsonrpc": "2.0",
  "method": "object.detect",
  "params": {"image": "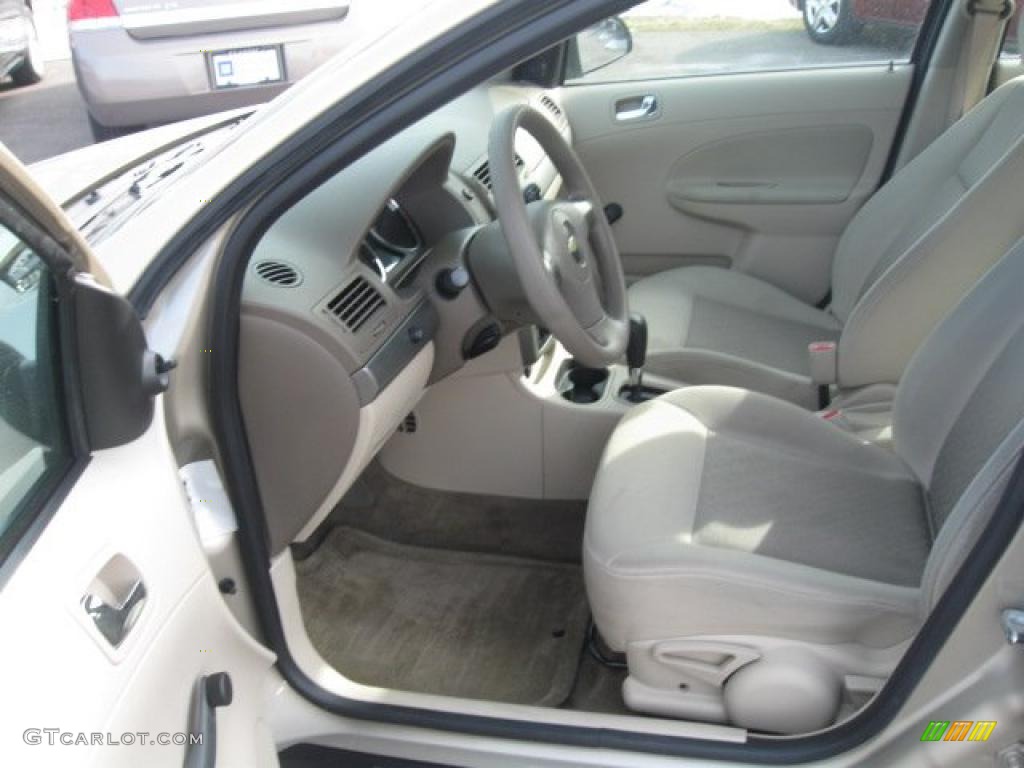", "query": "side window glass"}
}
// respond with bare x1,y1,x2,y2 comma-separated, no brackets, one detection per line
0,223,71,558
568,0,935,85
